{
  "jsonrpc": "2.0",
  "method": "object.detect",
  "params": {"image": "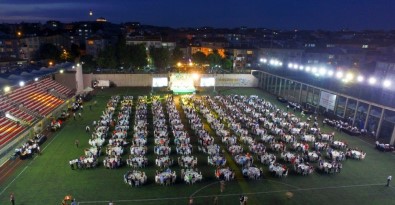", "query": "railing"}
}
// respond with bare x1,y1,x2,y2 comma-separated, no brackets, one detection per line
0,96,74,167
